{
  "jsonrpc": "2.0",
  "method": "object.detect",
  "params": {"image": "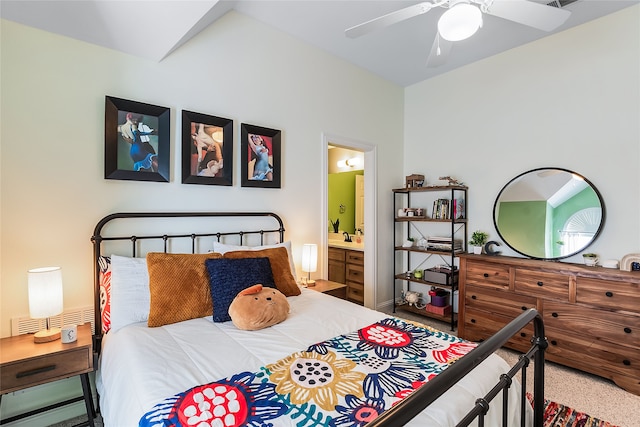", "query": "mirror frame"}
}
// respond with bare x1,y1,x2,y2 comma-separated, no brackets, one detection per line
493,167,606,260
